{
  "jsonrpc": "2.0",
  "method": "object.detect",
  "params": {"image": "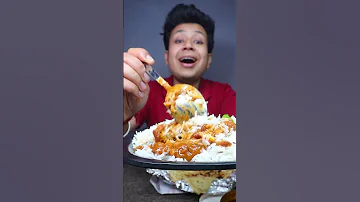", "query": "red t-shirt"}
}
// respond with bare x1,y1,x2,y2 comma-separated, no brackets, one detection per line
134,75,236,128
